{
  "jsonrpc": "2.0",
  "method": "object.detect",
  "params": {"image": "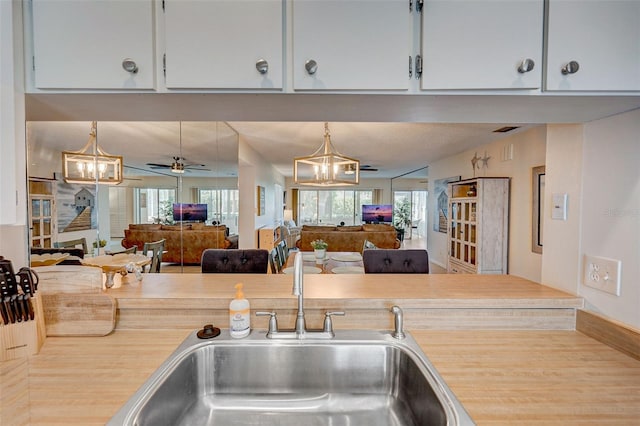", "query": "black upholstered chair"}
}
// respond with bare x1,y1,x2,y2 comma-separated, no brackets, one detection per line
363,249,429,274
201,249,269,273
